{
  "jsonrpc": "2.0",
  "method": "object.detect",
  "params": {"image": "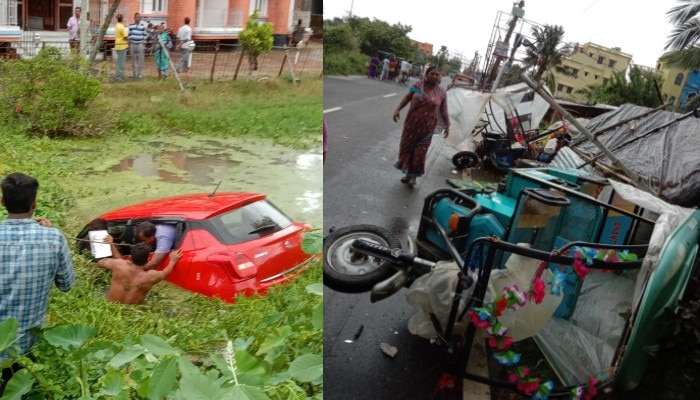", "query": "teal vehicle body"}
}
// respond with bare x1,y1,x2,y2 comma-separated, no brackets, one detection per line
417,167,699,391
